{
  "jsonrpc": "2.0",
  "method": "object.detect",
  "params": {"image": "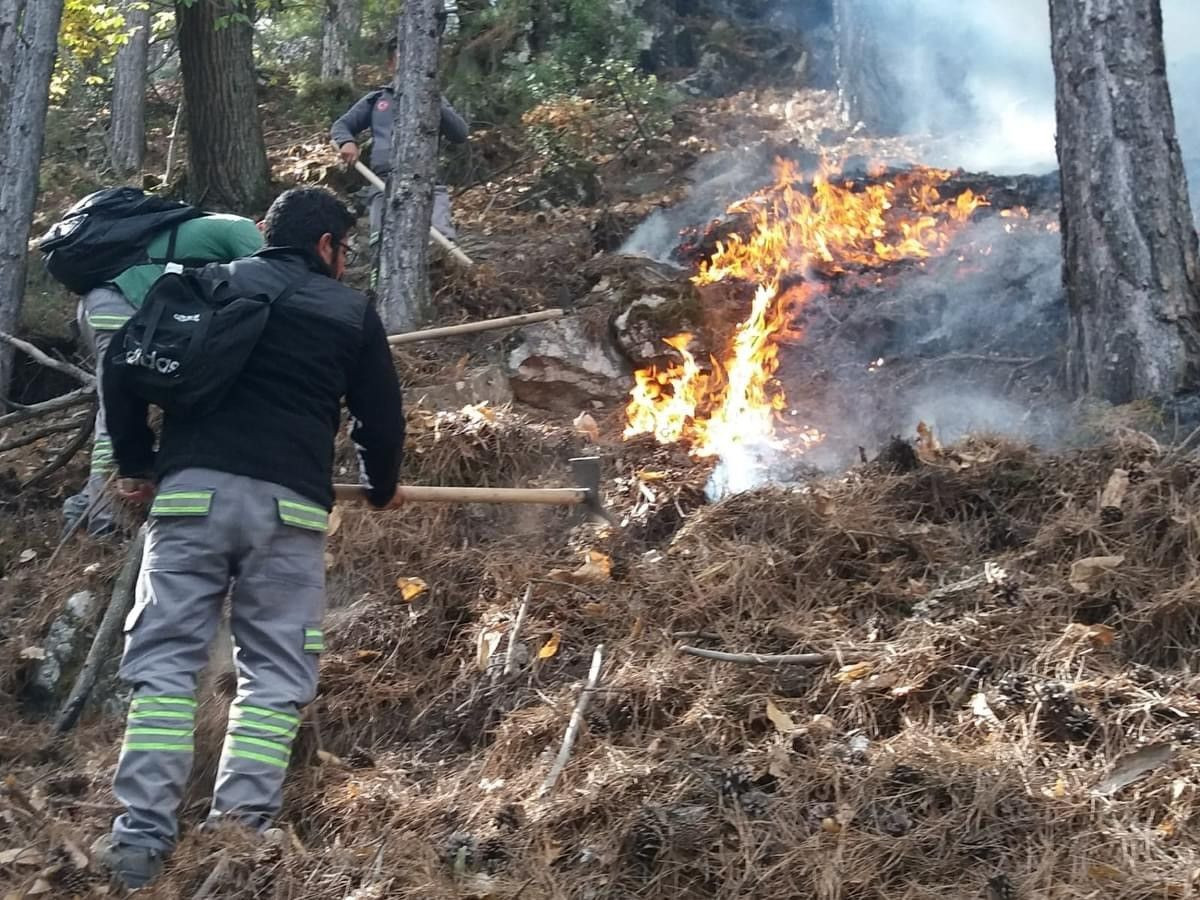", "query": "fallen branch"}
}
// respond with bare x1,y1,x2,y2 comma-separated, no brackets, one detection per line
0,415,93,454
0,331,94,385
387,309,563,346
536,644,604,798
21,407,96,489
190,850,231,900
503,584,532,677
677,645,874,666
53,525,146,734
0,387,95,429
